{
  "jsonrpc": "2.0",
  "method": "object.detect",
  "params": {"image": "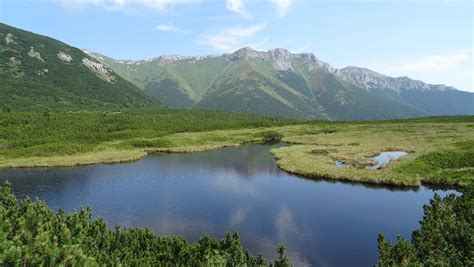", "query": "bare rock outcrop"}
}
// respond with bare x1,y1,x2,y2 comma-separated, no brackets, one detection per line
5,33,16,45
28,47,44,62
82,58,110,73
57,51,73,62
9,57,21,65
